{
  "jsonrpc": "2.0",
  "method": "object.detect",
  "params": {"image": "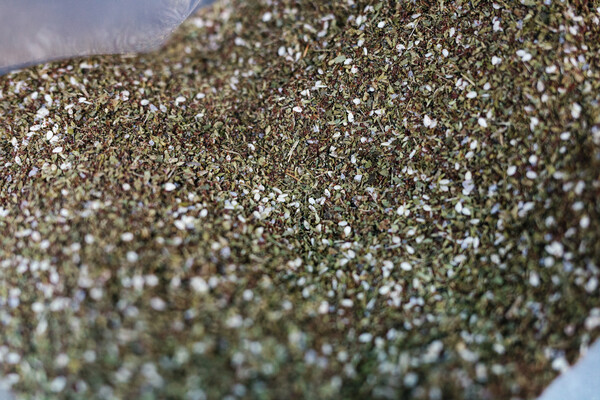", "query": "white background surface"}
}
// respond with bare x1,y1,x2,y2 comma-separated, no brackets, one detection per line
538,340,600,400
